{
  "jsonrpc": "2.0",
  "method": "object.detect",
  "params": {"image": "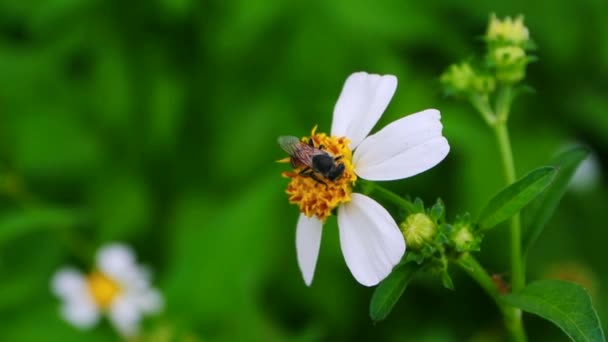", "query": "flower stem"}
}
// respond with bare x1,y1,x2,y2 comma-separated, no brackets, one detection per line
359,180,417,213
472,85,526,341
470,94,496,126
493,123,524,291
456,253,526,342
492,86,526,342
